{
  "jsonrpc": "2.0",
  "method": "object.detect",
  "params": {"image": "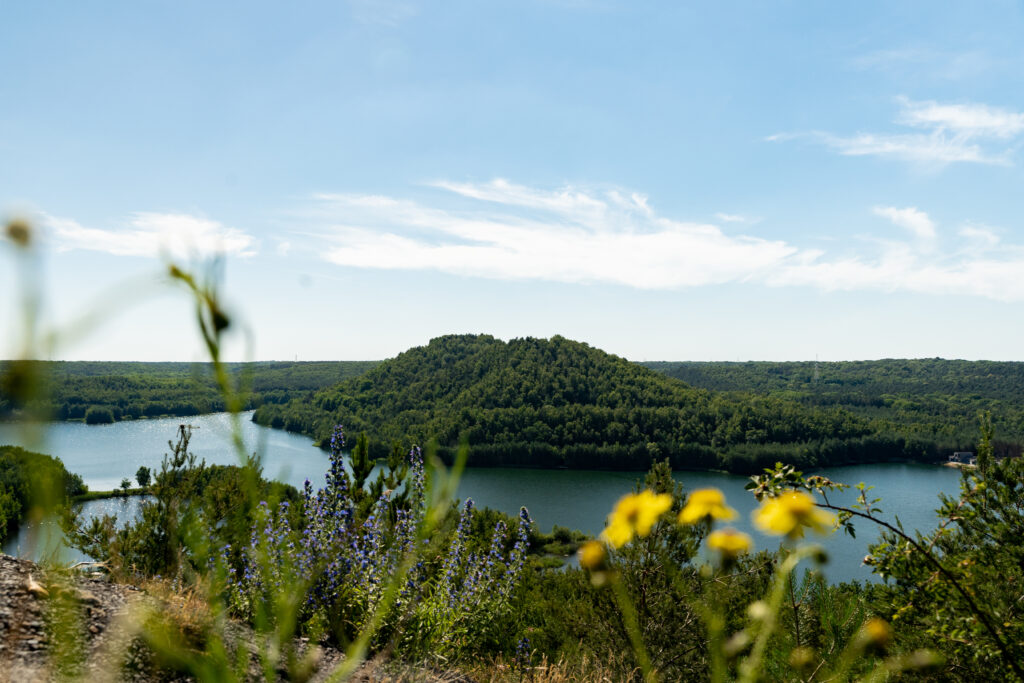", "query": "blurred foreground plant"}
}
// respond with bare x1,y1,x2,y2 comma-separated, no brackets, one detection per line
749,460,1024,680
4,218,533,680
579,461,946,682
110,262,531,679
